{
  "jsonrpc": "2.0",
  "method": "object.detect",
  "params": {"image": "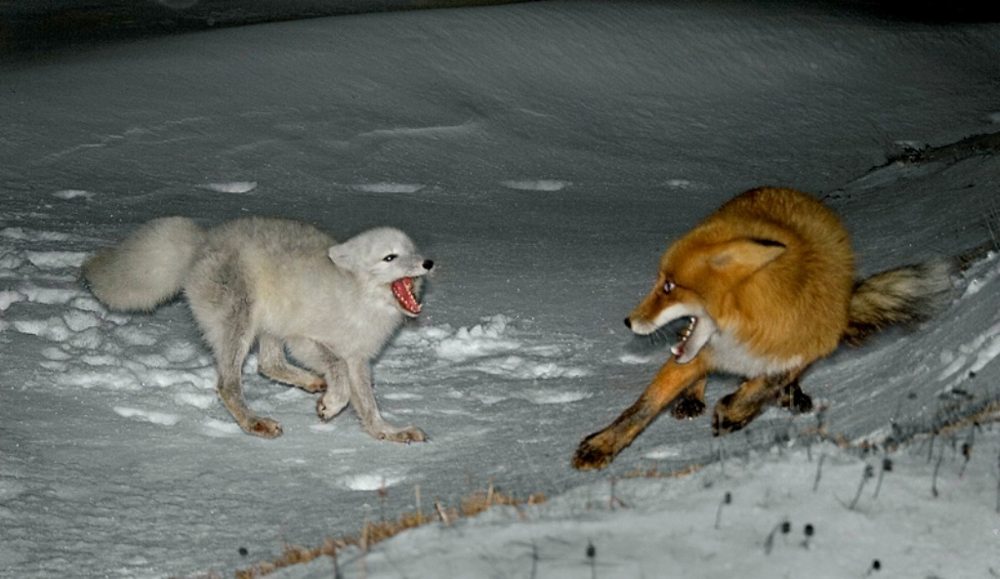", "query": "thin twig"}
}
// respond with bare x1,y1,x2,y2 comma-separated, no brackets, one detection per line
813,454,826,492
849,464,874,510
